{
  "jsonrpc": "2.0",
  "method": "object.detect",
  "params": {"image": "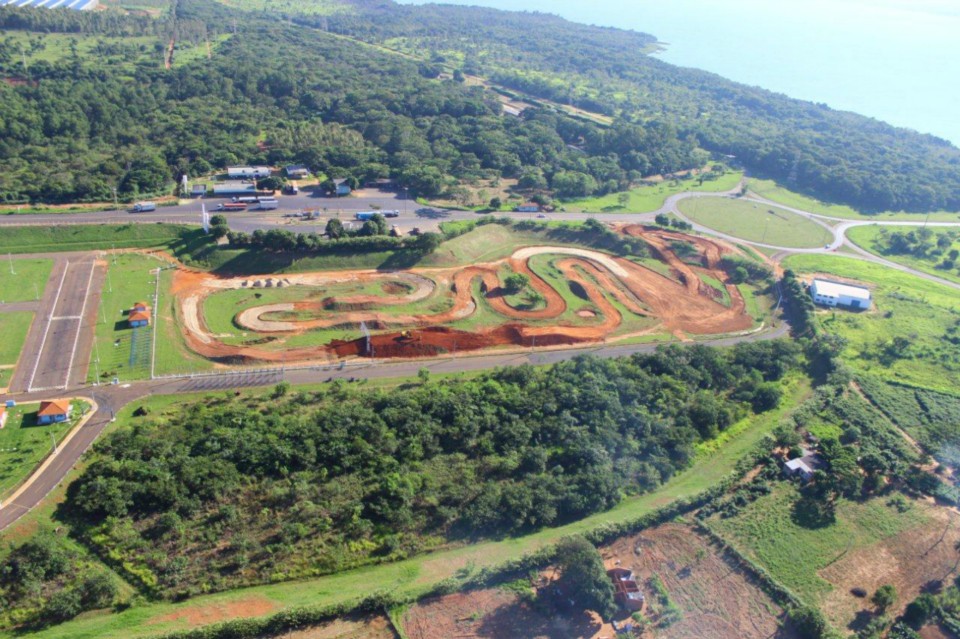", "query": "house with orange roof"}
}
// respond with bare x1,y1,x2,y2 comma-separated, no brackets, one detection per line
129,302,151,328
0,405,7,429
37,399,71,425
